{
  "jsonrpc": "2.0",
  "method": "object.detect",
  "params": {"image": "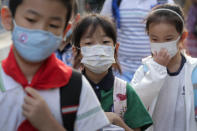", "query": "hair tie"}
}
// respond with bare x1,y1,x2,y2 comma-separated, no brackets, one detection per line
151,8,184,25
